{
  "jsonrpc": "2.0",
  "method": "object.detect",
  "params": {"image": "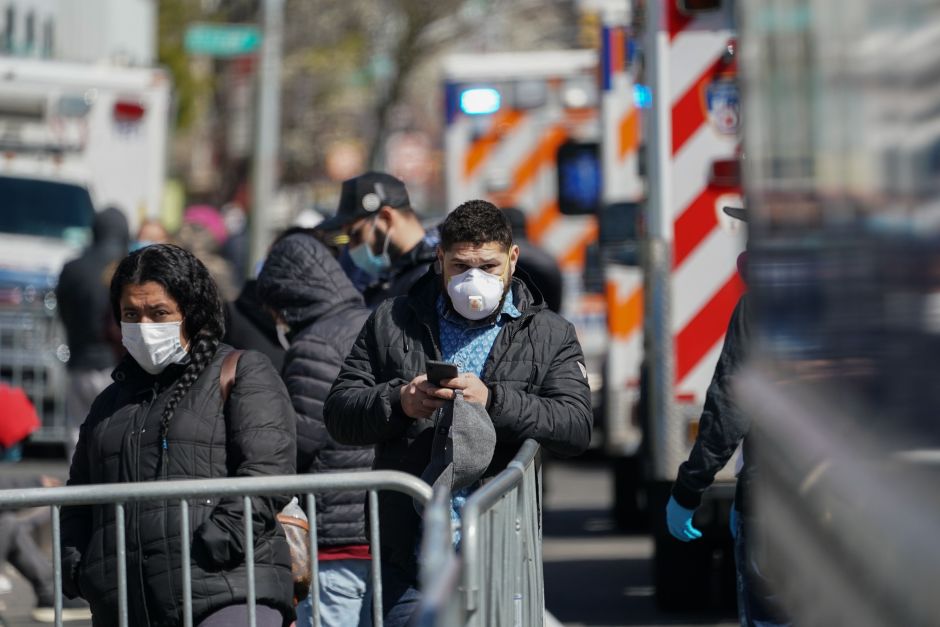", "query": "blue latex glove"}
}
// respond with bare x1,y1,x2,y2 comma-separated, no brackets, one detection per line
666,496,702,542
730,503,739,540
